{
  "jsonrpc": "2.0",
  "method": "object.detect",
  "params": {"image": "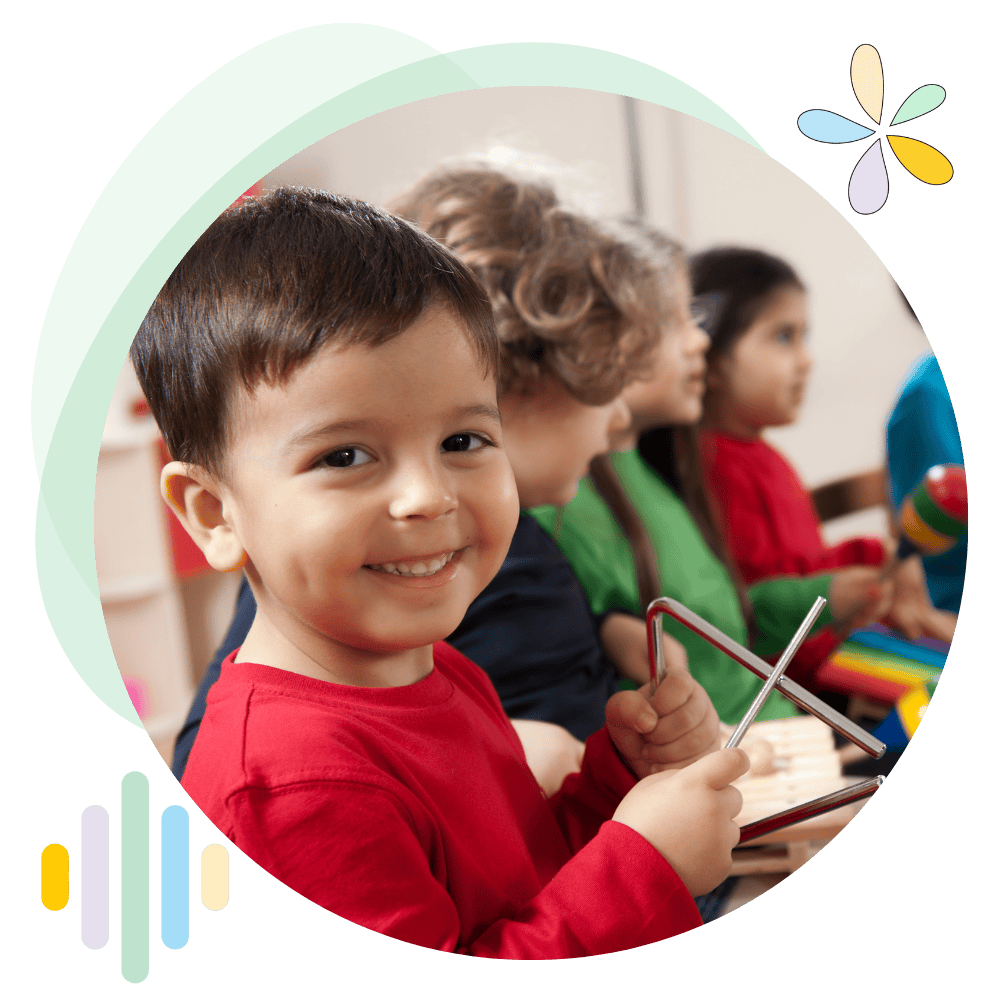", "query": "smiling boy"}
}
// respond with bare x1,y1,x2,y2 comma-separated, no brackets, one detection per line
182,305,516,687
133,188,746,957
